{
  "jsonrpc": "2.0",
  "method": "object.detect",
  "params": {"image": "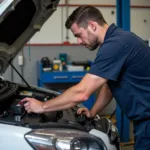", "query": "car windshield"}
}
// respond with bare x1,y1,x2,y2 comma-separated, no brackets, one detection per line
0,0,13,15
